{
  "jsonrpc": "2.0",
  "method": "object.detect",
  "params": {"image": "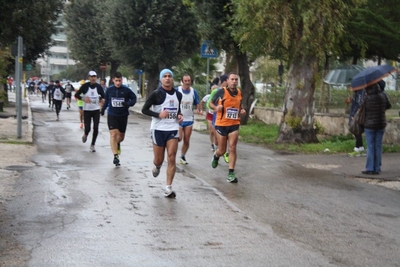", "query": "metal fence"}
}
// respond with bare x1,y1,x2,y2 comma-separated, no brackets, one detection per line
256,86,400,114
